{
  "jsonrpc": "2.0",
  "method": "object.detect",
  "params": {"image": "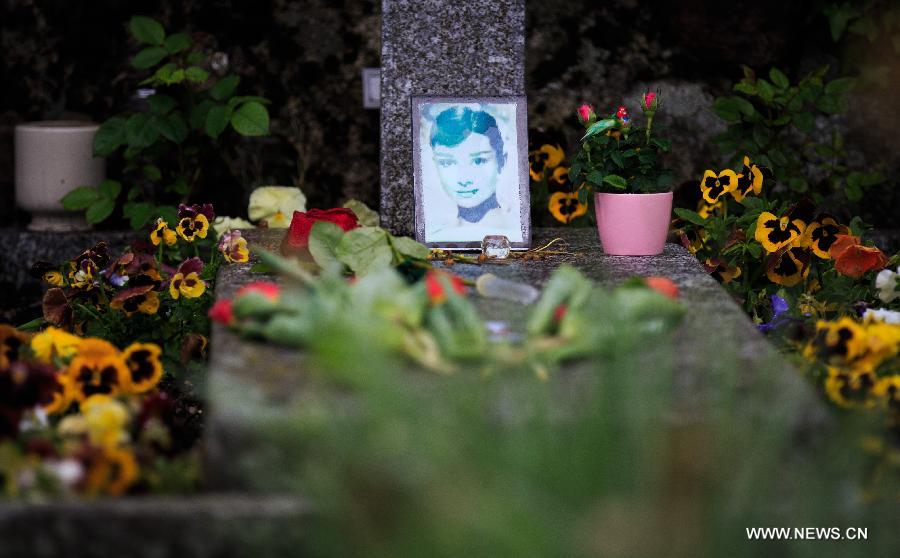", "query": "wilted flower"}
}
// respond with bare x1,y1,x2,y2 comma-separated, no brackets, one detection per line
109,286,160,316
829,234,888,278
218,230,249,263
248,186,307,228
169,258,206,299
